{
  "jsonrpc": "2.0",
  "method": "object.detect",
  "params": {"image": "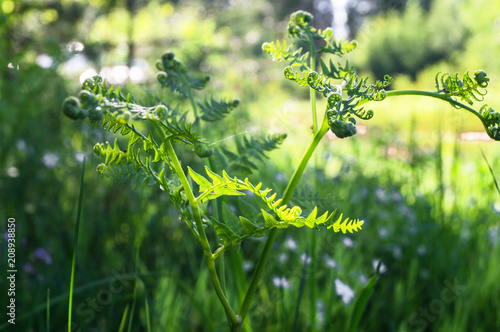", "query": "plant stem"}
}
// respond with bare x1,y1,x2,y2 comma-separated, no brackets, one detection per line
182,76,228,294
155,123,239,328
307,30,318,133
359,89,487,128
238,116,330,324
306,33,319,330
